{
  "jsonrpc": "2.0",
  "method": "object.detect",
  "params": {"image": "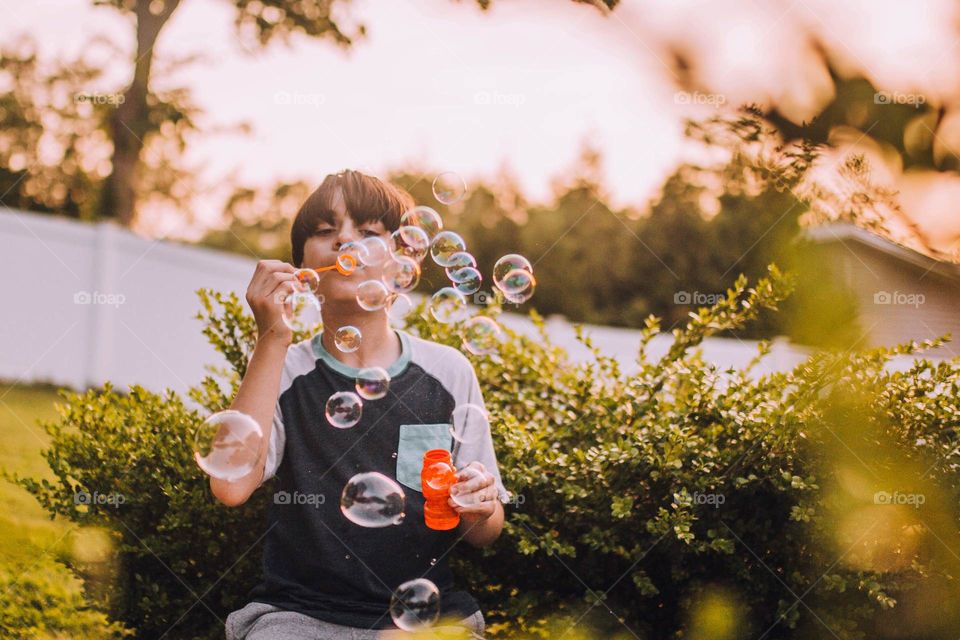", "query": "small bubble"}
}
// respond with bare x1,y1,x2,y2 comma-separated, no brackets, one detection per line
356,366,391,400
390,578,441,631
325,391,363,429
432,172,466,205
340,472,406,528
194,410,263,481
